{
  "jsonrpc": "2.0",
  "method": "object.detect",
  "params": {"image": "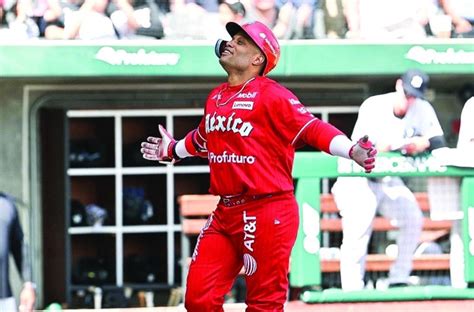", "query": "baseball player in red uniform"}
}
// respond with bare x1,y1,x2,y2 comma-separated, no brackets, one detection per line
141,21,377,311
